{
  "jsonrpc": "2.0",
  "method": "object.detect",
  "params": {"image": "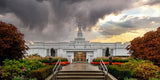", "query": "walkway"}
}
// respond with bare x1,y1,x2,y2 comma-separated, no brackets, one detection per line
61,63,100,71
